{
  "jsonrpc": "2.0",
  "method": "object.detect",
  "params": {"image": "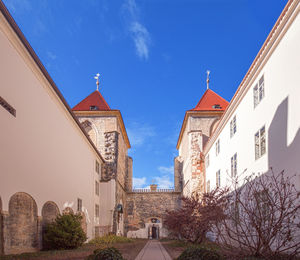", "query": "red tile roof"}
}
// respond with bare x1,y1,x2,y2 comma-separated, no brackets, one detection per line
72,90,111,111
191,89,229,111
